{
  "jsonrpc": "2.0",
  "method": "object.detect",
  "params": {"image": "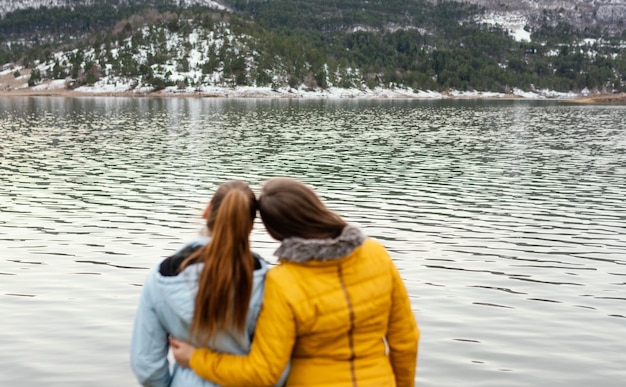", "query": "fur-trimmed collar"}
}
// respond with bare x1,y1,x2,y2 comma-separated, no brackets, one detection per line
275,225,365,263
